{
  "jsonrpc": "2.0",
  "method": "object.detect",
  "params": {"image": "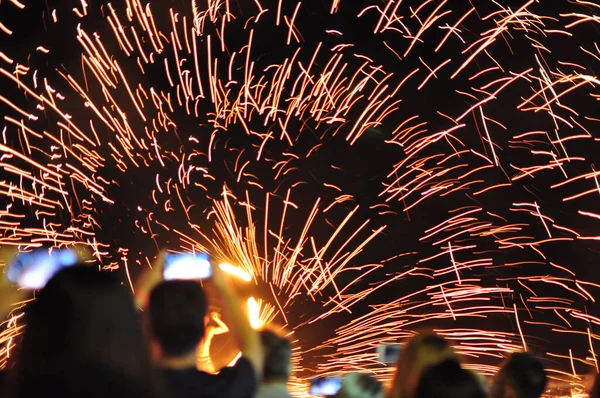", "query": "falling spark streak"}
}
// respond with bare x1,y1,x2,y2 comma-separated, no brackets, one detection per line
479,106,498,166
